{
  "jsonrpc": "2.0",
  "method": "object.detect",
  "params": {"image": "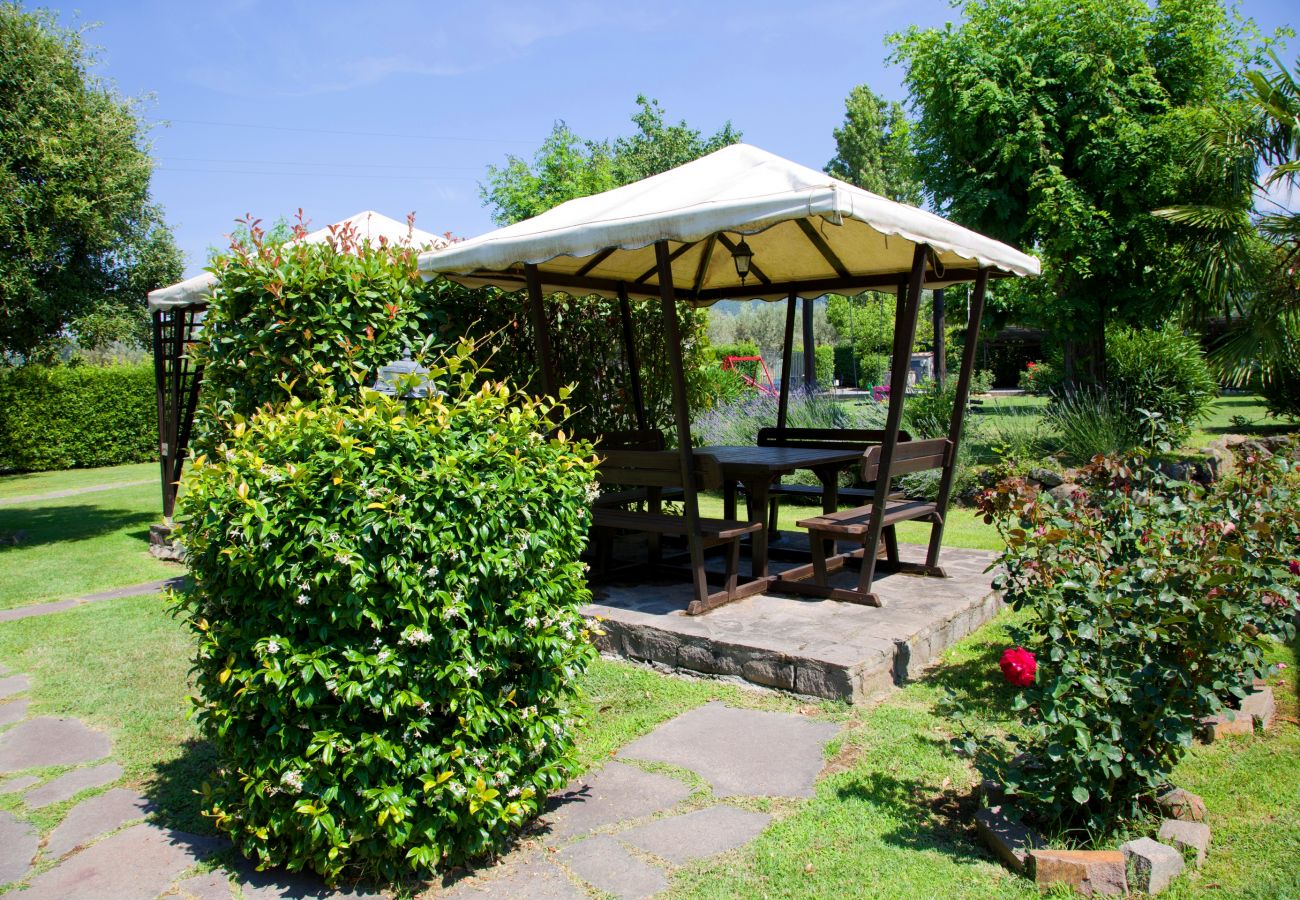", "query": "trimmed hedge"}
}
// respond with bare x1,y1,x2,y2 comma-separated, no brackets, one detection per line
0,363,155,472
